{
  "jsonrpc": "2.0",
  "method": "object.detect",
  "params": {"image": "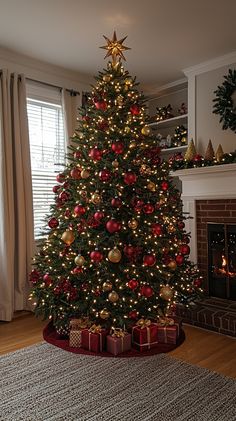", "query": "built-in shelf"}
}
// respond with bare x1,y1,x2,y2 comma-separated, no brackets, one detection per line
149,114,188,129
160,145,187,154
